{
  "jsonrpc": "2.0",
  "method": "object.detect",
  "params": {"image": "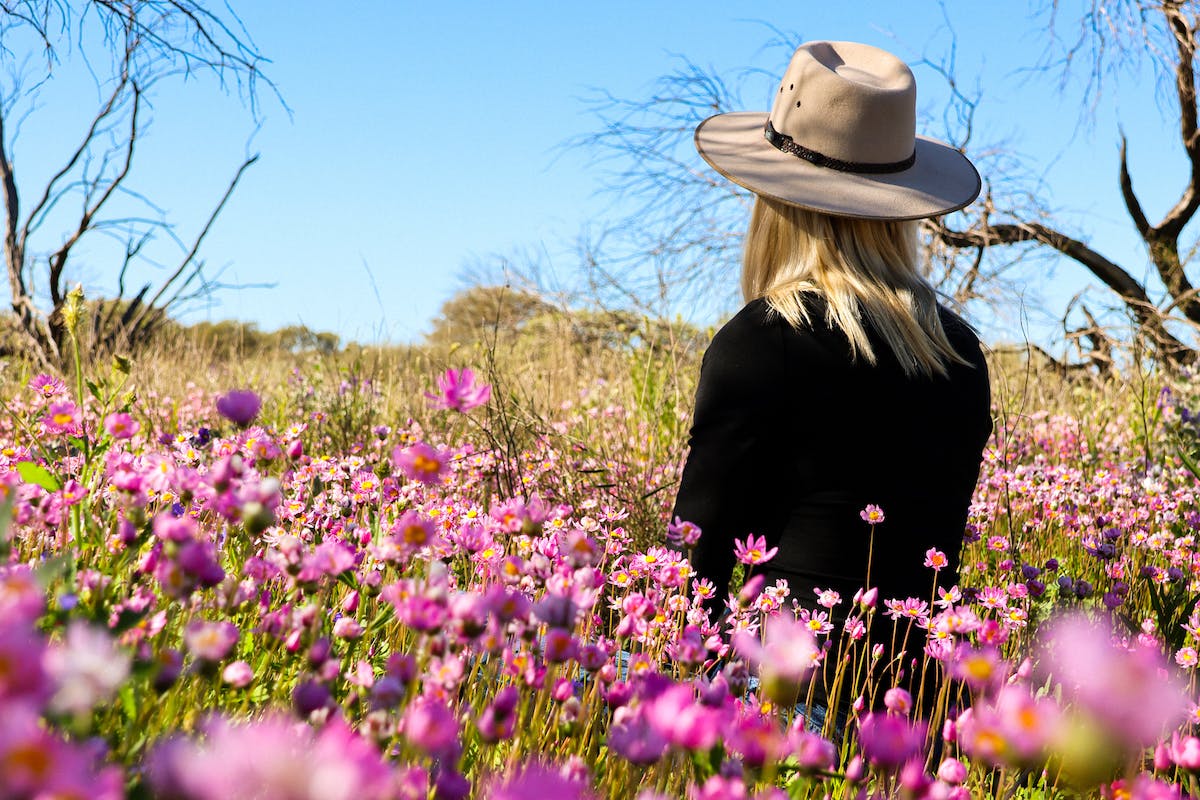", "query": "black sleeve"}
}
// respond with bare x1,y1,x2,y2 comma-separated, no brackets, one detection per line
672,305,785,609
